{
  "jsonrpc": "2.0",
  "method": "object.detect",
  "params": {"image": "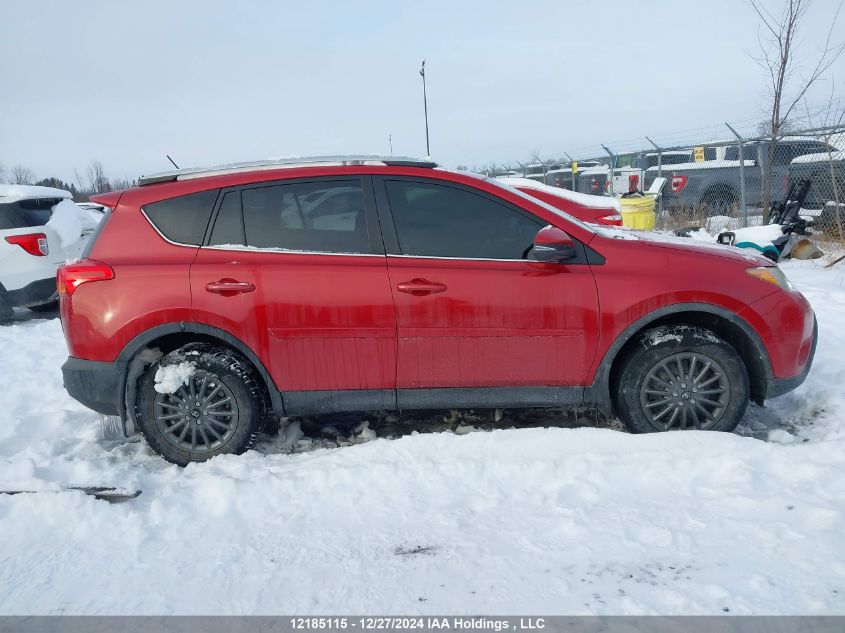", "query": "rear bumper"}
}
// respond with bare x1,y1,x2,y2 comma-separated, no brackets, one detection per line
4,277,57,308
766,315,817,399
62,356,125,416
